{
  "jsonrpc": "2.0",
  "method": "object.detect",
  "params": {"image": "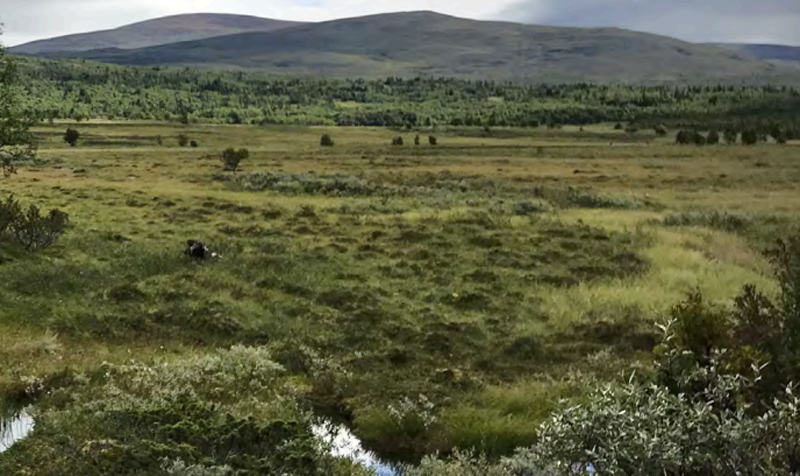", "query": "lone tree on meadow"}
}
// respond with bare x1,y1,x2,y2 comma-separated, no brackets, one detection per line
0,29,37,177
221,147,249,173
63,128,80,147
